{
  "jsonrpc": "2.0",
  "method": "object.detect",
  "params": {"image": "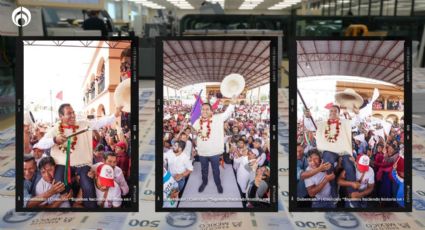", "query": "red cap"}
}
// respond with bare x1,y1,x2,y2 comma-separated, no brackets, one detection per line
116,141,127,149
357,155,370,173
97,164,115,187
324,102,334,109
